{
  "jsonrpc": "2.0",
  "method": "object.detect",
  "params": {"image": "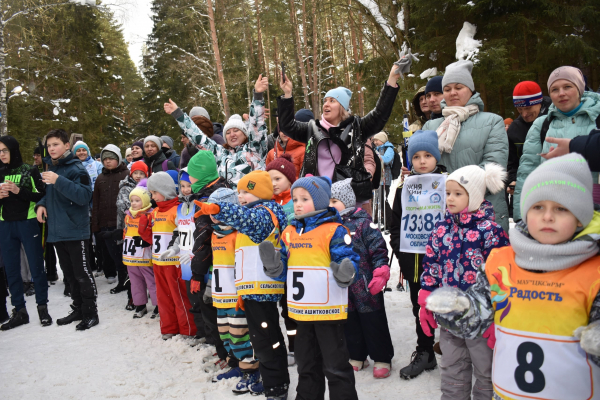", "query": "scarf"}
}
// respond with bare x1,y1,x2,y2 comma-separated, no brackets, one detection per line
51,150,72,166
155,197,180,212
273,189,291,206
212,224,234,238
436,105,479,153
558,102,583,117
129,204,152,218
319,114,336,131
510,220,599,271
